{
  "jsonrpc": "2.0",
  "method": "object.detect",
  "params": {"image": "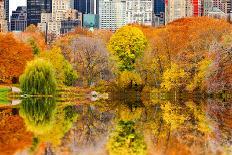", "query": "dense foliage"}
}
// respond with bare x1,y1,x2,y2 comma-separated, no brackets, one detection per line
0,33,33,84
40,47,78,86
1,17,231,93
108,25,147,71
20,59,57,95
